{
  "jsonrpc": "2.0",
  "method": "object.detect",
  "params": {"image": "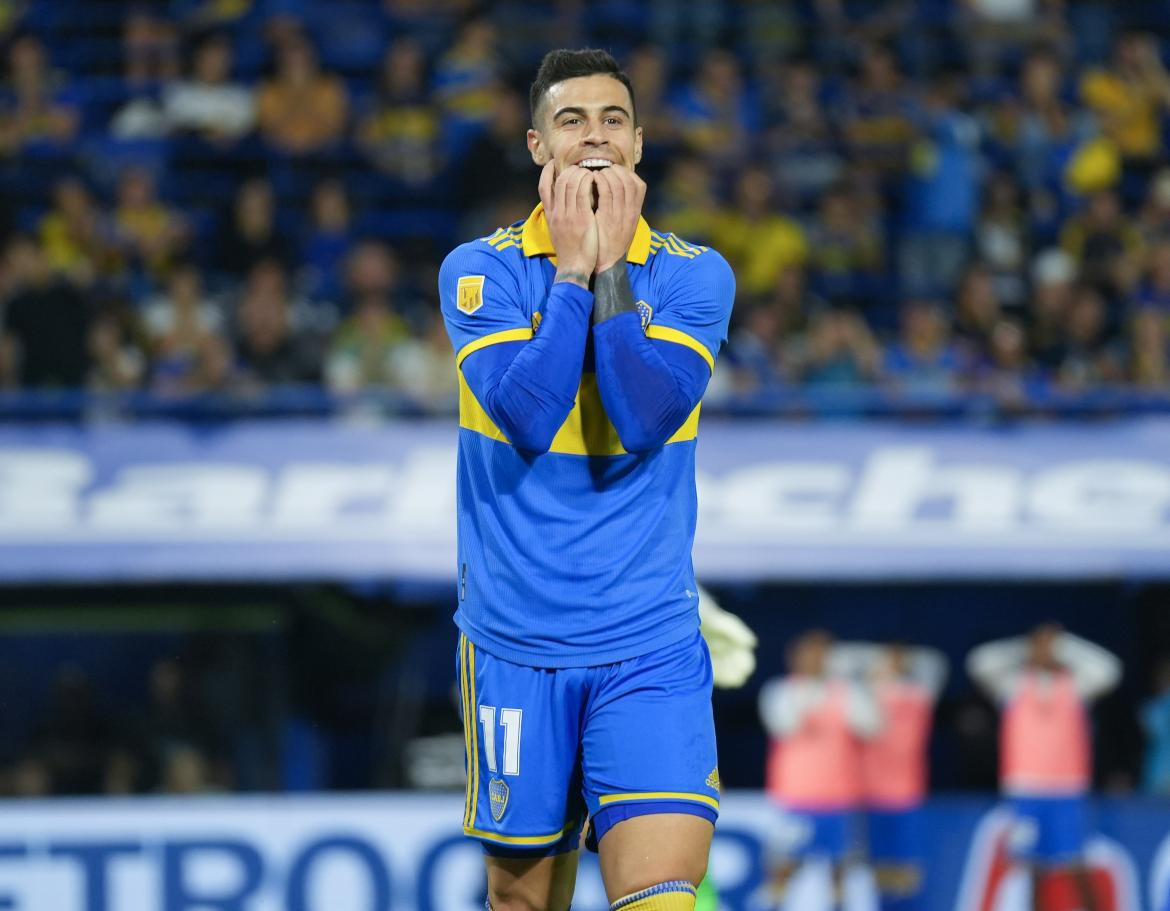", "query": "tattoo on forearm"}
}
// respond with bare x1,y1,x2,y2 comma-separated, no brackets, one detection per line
555,270,591,288
592,263,636,324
